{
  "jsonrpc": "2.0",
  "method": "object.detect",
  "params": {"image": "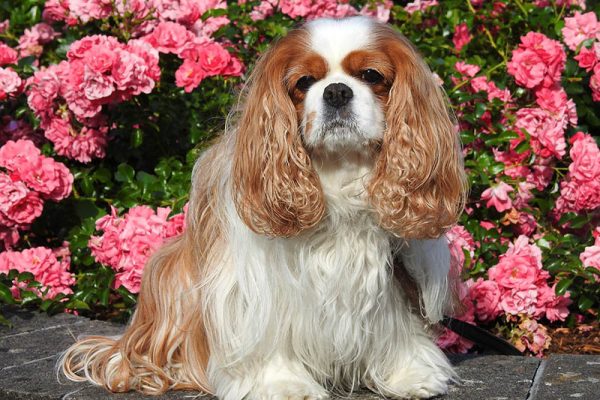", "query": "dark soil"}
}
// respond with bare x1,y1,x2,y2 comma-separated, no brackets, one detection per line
548,321,600,354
